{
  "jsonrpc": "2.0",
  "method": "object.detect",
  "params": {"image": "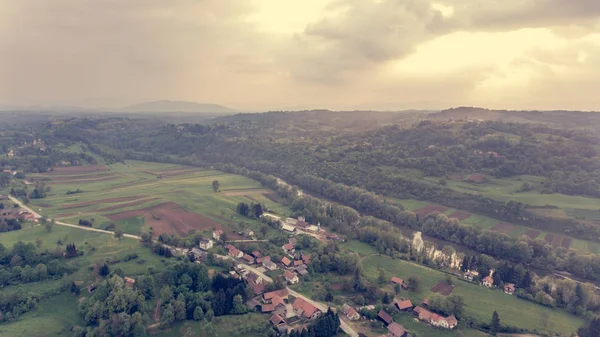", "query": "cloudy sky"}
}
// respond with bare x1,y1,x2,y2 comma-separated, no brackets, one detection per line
1,0,600,111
